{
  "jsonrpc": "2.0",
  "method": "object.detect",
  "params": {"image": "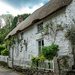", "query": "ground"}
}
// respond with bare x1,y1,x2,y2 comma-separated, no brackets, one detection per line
0,66,23,75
